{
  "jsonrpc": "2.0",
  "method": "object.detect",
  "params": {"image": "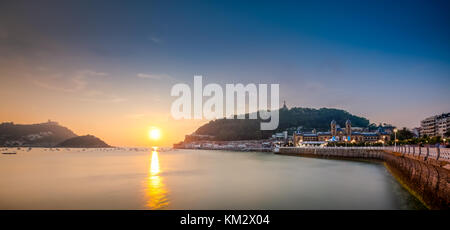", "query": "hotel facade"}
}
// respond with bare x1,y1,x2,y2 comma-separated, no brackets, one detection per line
293,120,391,146
420,113,450,138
